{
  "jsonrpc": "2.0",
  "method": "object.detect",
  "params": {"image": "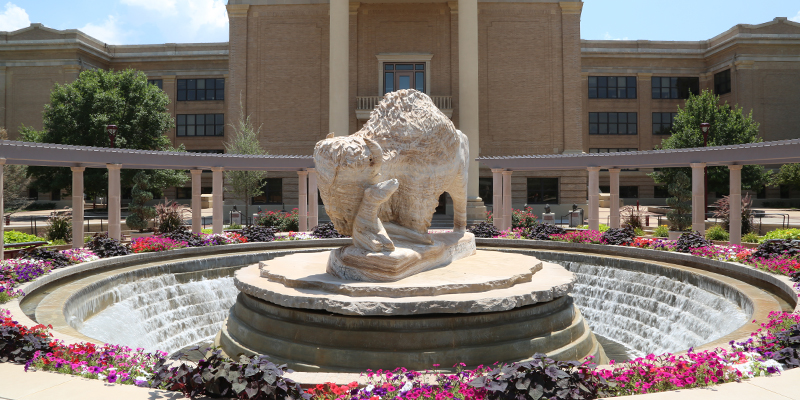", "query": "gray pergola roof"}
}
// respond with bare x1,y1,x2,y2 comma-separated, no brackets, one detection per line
0,140,314,171
477,139,800,170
